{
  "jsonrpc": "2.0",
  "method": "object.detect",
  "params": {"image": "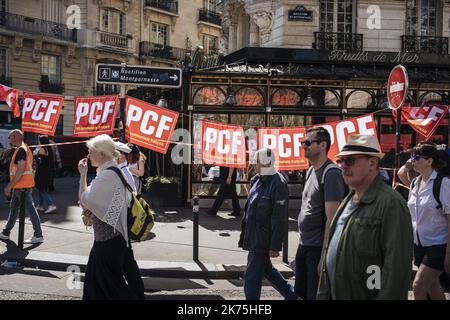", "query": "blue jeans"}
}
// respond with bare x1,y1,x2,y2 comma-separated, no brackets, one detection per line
294,245,322,300
244,251,297,300
38,190,54,206
3,188,42,238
